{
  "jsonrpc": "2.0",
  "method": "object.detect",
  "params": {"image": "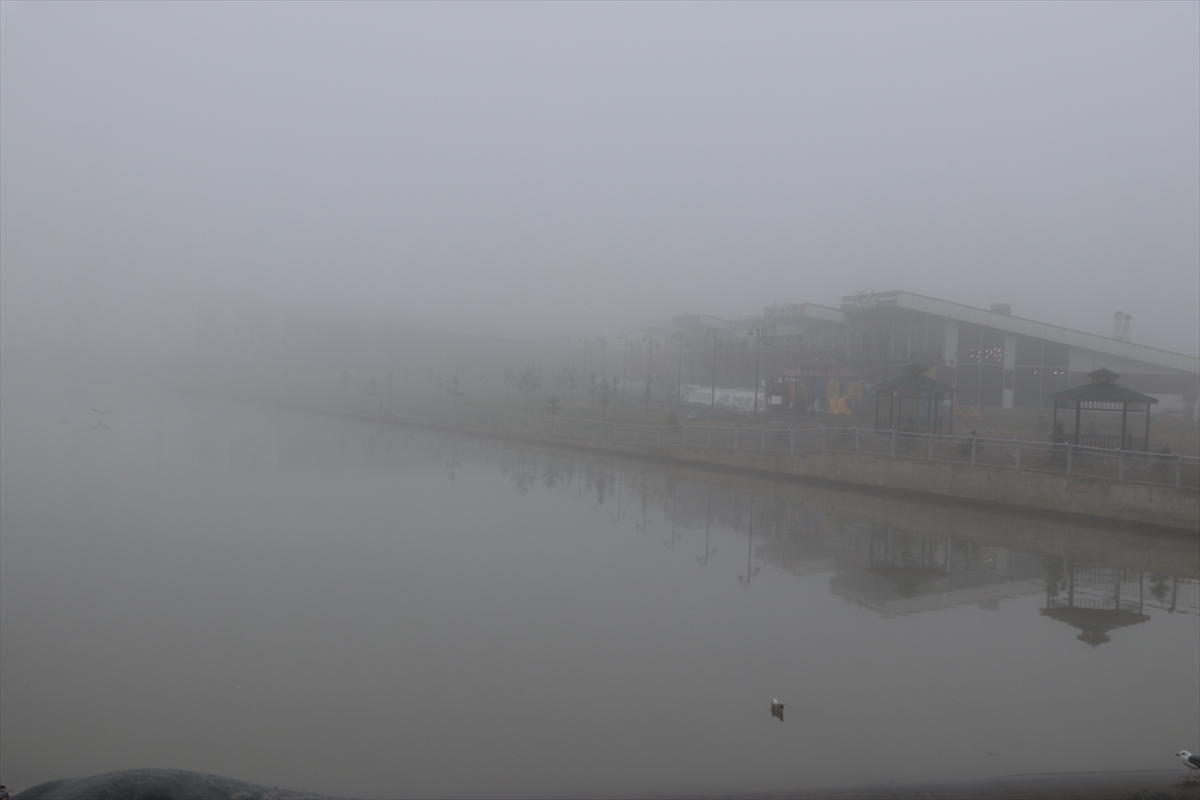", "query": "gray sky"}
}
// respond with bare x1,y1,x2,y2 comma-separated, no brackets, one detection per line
2,1,1197,354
